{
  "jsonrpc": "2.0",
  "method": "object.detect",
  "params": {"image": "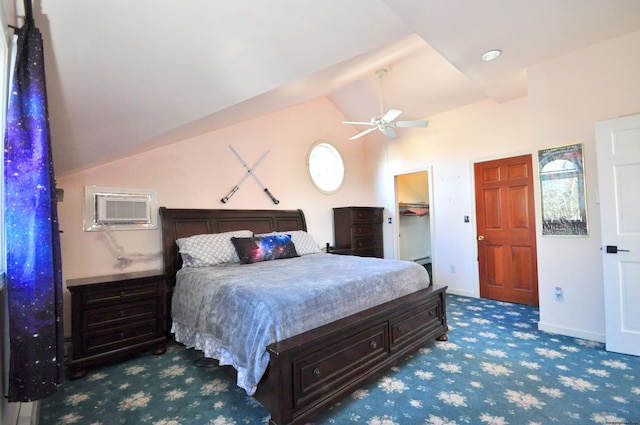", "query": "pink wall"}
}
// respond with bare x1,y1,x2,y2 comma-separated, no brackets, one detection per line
56,97,377,335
